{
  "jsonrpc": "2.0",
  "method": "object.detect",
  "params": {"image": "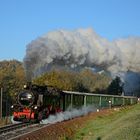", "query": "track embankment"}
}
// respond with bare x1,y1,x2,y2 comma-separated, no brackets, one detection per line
12,109,114,140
